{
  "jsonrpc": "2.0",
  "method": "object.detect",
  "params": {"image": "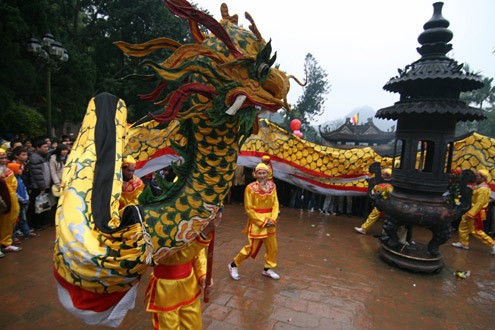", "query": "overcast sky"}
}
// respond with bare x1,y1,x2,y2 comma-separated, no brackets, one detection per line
195,0,495,124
